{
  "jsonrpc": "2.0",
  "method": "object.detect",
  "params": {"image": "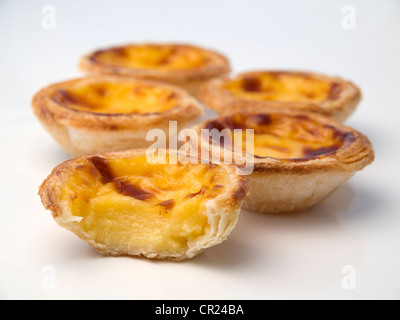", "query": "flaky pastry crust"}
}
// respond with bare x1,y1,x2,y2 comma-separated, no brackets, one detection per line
39,149,248,260
79,43,231,97
32,75,204,156
190,109,374,213
200,70,361,122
